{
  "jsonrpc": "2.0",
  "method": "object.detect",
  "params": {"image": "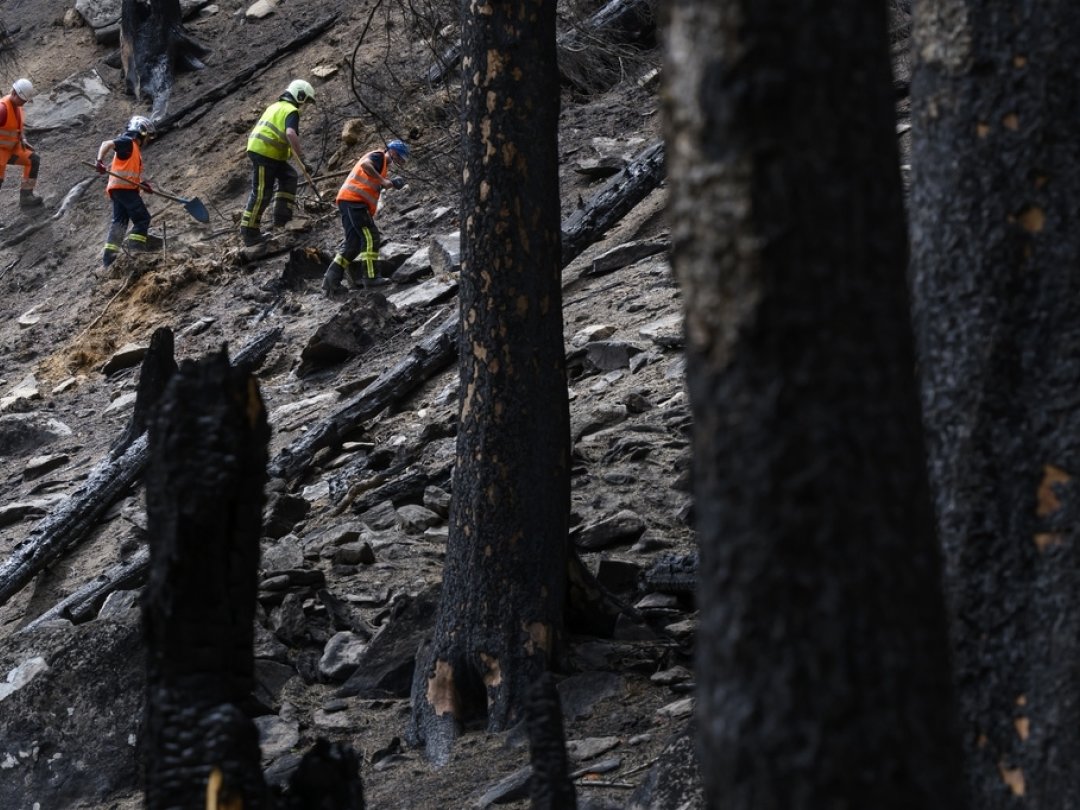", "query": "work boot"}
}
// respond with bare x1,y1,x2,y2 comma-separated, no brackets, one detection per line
240,227,267,247
363,275,390,289
19,190,43,209
322,265,345,299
